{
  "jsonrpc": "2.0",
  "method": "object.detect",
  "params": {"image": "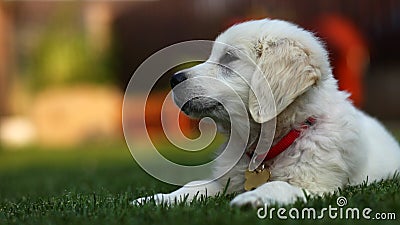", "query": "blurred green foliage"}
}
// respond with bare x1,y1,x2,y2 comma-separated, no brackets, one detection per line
23,6,115,92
